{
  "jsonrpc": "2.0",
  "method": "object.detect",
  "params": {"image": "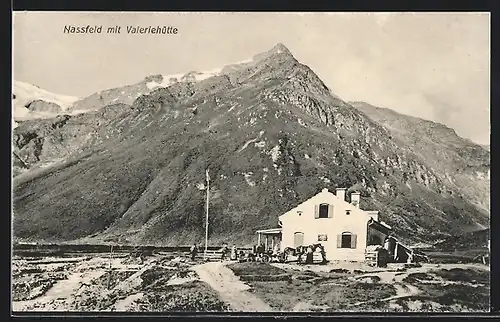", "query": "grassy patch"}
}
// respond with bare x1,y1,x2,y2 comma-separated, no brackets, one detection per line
228,262,291,283
245,276,396,311
397,268,490,312
402,272,436,284
96,270,137,290
75,267,228,312
239,274,291,282
427,251,486,264
433,268,489,284
140,268,181,291
227,262,287,276
13,267,45,277
138,280,229,312
406,284,489,311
